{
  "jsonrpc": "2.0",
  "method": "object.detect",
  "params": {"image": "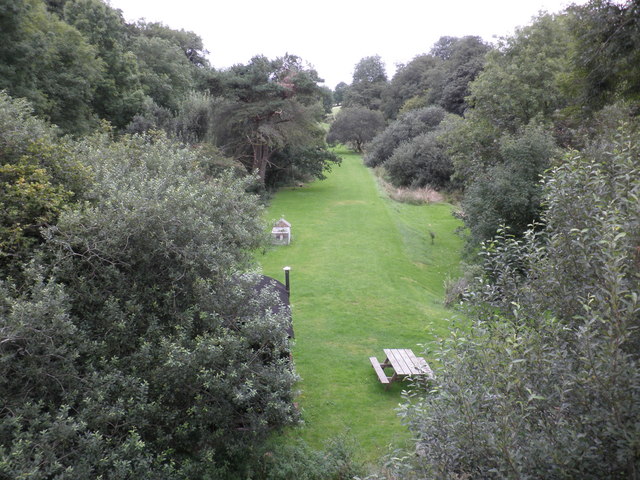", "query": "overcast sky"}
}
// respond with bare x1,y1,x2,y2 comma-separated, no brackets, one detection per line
107,0,585,89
